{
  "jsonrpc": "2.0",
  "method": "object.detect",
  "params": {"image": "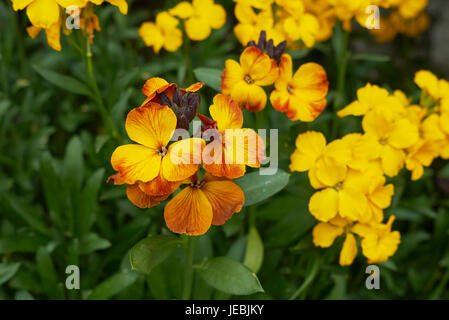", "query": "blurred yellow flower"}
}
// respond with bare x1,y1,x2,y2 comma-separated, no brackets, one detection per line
170,0,226,41
139,12,183,54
